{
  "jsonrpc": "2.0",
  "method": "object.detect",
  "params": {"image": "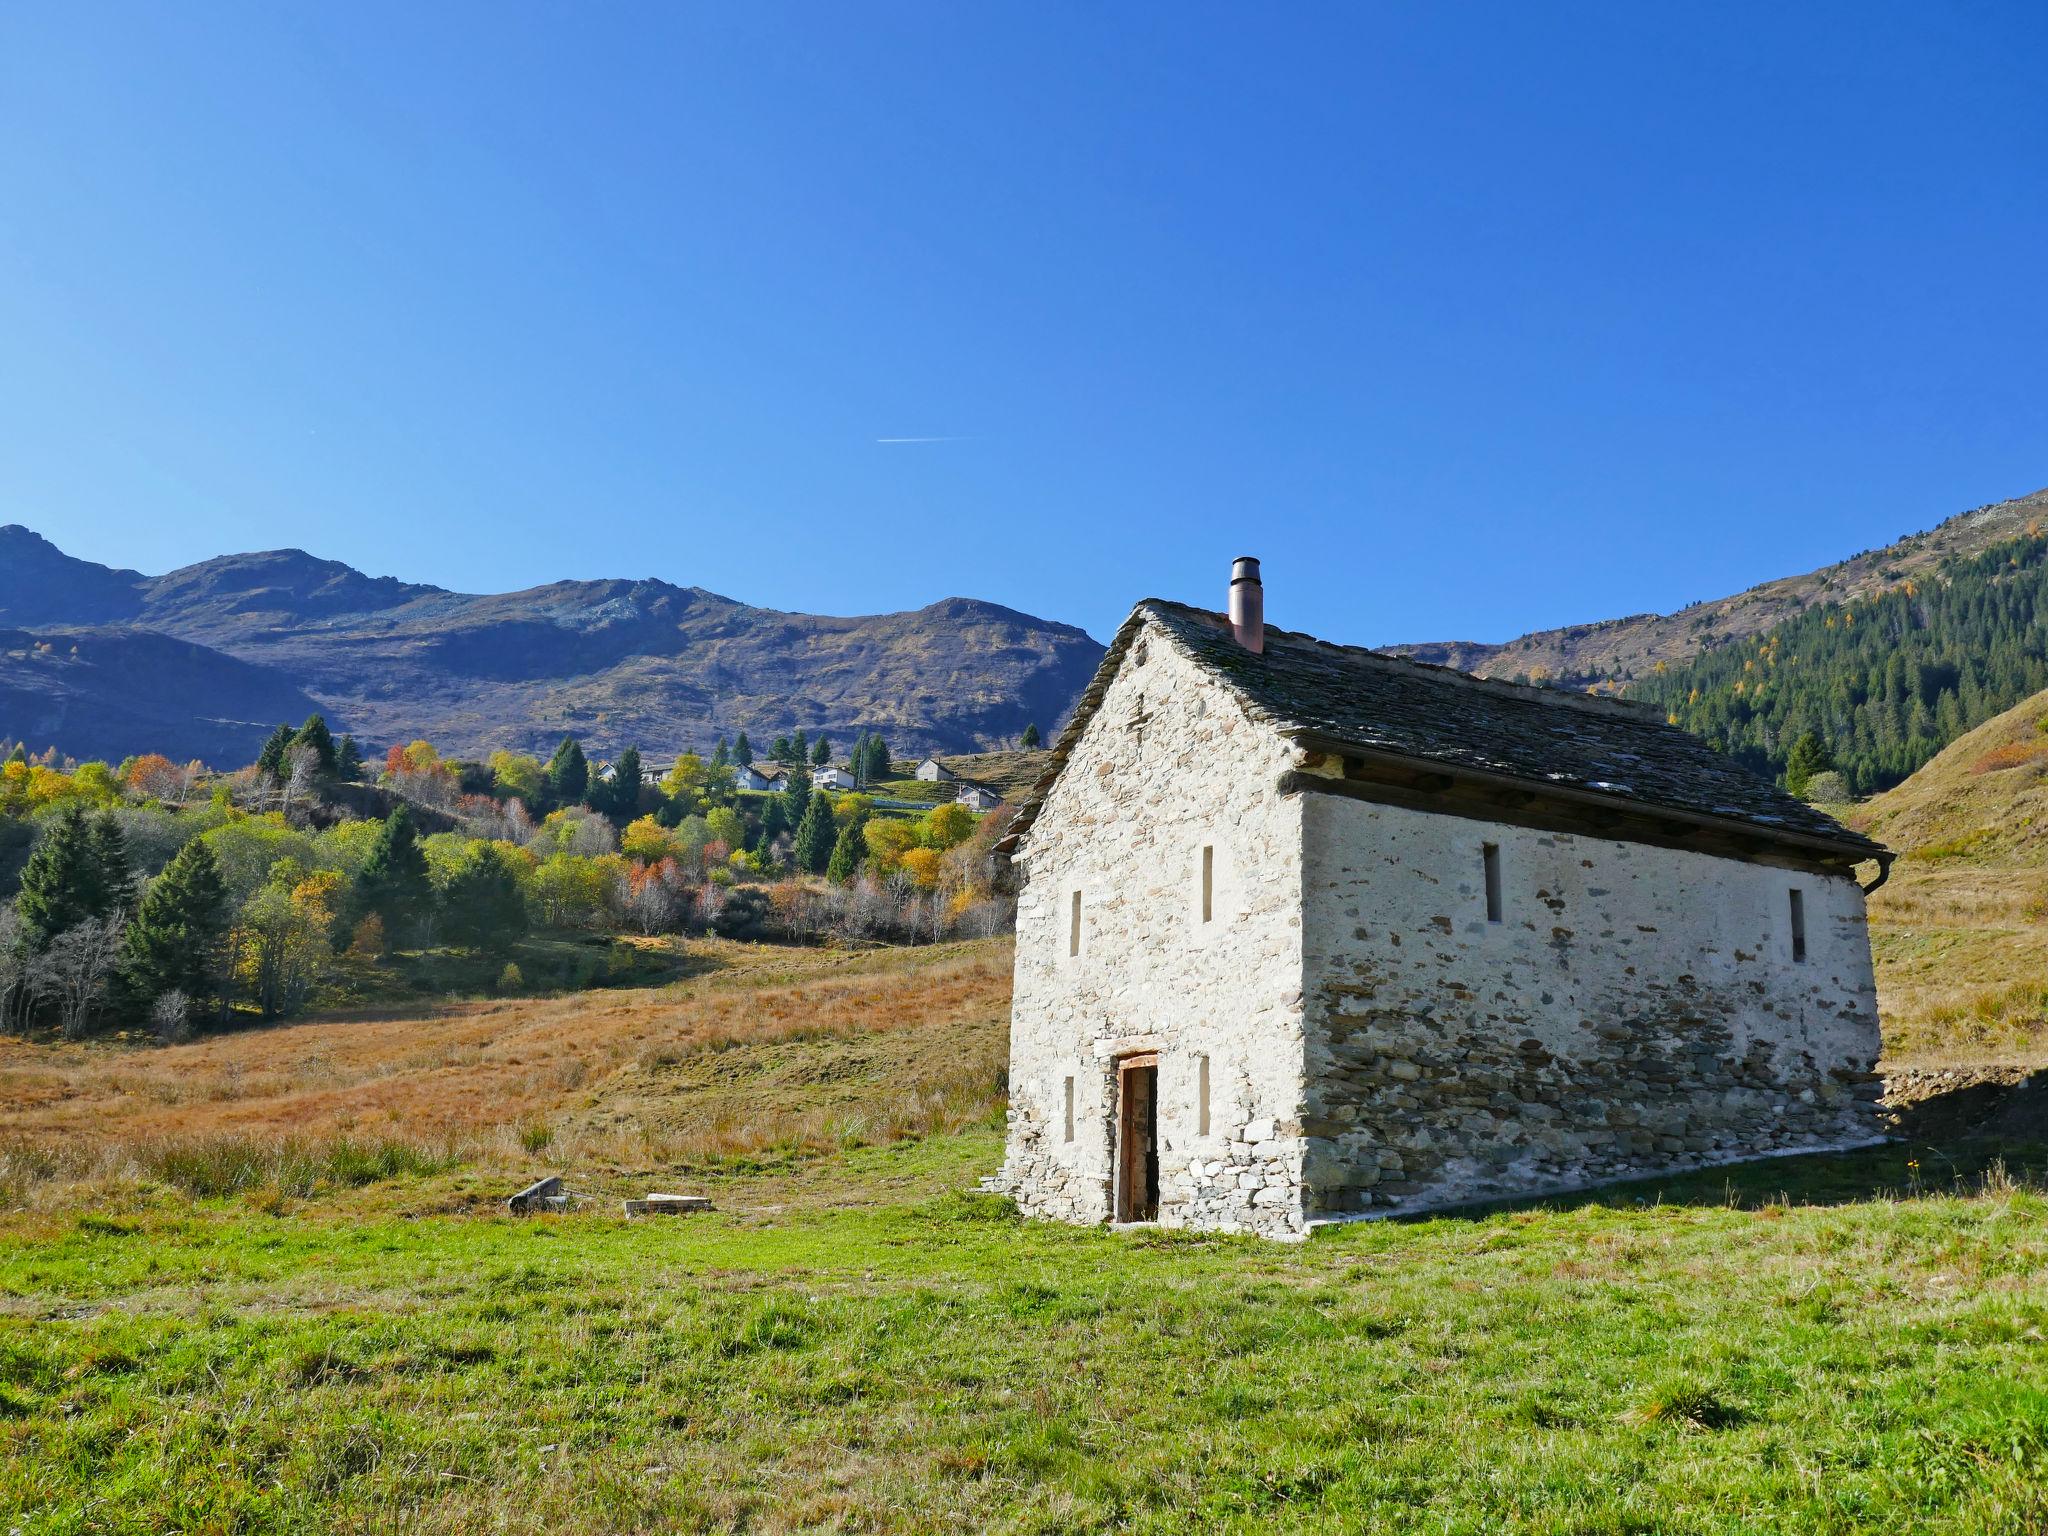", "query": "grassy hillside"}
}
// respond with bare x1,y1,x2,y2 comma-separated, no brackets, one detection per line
3,937,2048,1531
1848,688,2048,1063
